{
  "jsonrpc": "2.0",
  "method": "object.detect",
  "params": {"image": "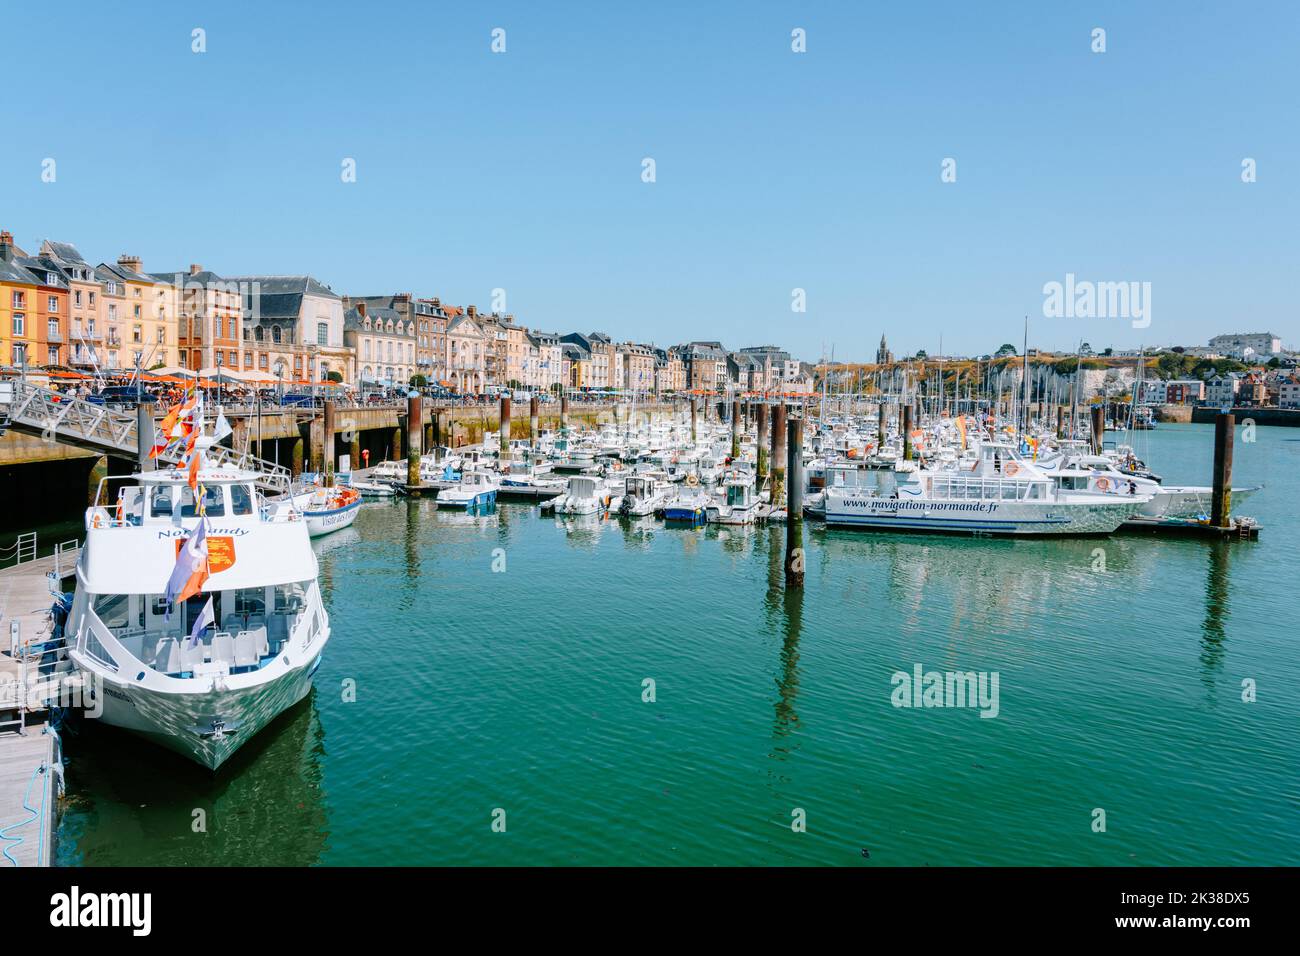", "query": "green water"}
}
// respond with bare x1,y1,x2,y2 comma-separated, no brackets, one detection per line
55,424,1300,865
